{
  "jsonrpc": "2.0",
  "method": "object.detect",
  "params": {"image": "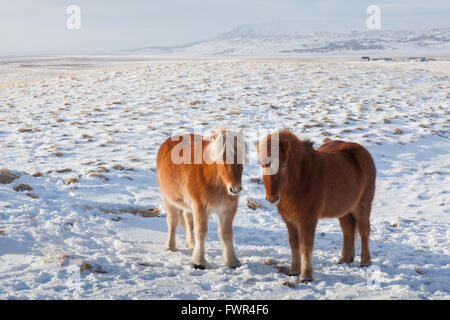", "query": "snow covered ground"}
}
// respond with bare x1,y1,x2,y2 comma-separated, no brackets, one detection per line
0,57,449,299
